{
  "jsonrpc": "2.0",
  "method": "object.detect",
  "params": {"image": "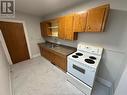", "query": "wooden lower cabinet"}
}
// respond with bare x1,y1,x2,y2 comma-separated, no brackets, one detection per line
41,47,54,62
39,46,67,72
